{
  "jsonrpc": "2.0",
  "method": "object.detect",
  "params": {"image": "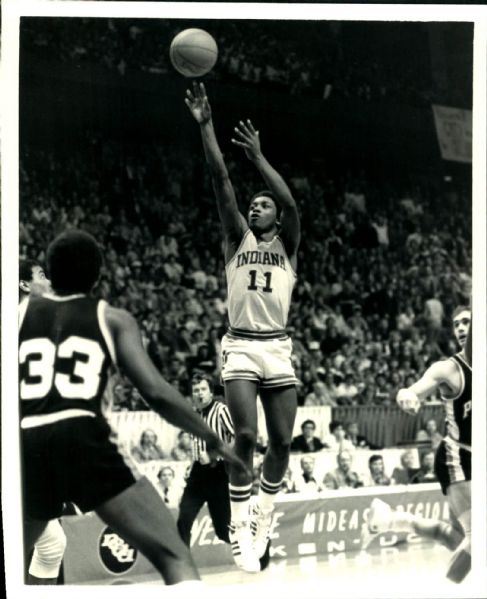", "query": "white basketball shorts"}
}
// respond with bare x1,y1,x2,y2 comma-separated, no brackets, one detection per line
221,332,297,388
